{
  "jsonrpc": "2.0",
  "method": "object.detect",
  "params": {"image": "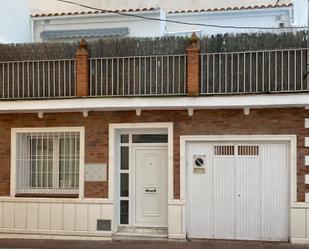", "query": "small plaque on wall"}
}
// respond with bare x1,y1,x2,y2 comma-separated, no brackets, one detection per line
84,163,107,181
